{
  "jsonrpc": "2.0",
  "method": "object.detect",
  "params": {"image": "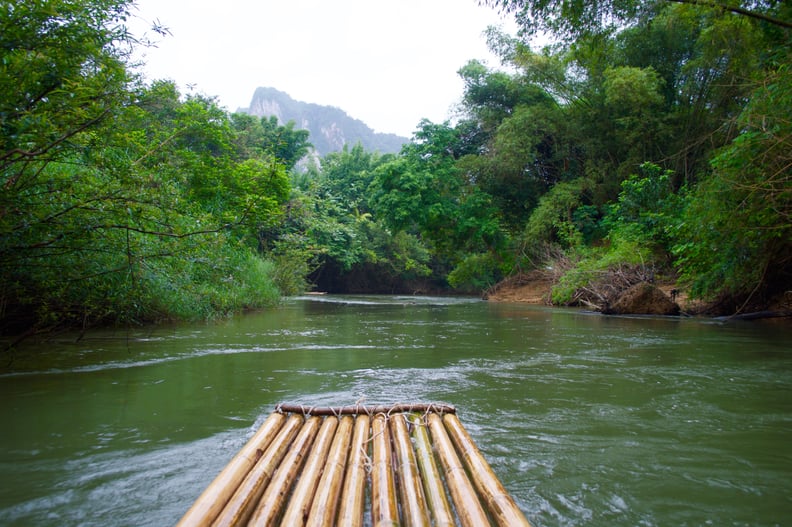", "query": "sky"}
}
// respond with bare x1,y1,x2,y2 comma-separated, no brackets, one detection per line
129,1,517,137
